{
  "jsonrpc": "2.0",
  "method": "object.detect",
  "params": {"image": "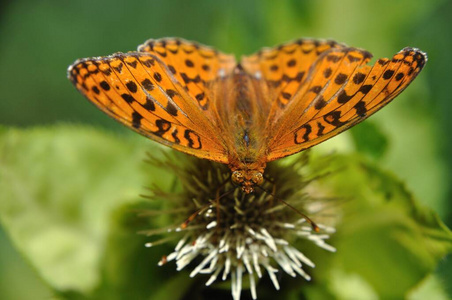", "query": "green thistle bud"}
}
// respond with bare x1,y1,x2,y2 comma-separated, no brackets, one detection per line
143,152,336,300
